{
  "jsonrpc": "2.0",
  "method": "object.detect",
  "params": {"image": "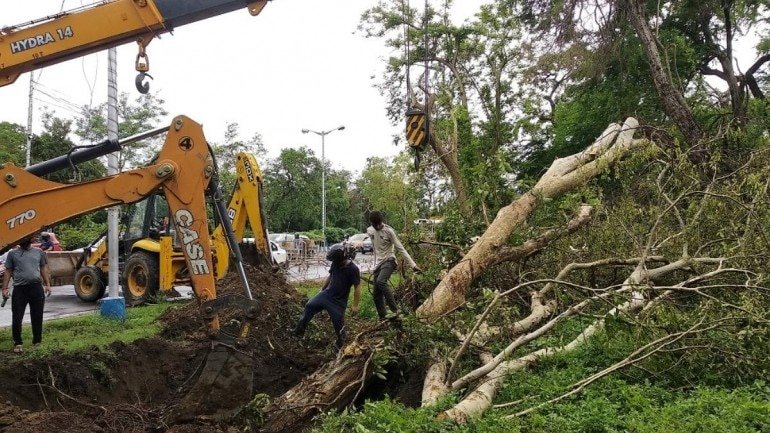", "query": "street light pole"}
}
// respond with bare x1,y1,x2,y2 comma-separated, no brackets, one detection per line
302,125,345,248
